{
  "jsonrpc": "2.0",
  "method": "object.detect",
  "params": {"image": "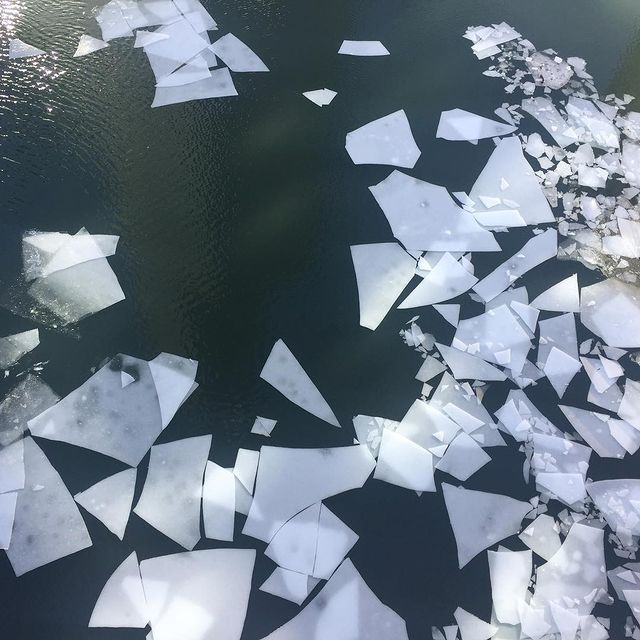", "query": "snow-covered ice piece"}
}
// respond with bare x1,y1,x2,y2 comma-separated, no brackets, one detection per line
488,549,532,625
260,339,339,427
443,483,531,568
0,329,39,368
454,607,498,640
260,567,316,605
436,431,491,481
518,514,561,561
134,435,211,549
89,552,149,628
436,108,516,142
251,415,277,436
74,469,136,540
350,242,415,329
338,40,390,56
210,33,268,71
8,38,45,58
345,110,421,168
74,34,108,57
151,68,238,107
303,89,337,106
437,343,506,381
202,461,235,542
559,405,626,458
531,274,579,312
